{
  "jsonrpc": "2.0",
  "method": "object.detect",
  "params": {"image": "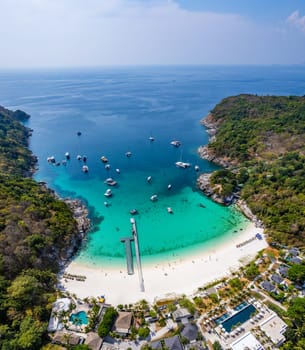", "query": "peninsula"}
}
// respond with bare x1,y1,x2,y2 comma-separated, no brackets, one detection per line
197,94,305,247
0,106,90,349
